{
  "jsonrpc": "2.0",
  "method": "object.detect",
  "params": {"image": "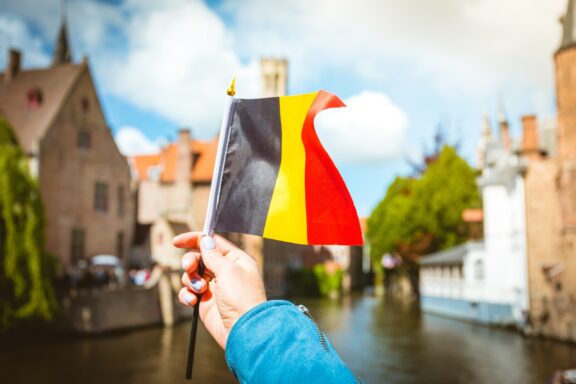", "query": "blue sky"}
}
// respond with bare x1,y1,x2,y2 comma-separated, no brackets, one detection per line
0,0,567,216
